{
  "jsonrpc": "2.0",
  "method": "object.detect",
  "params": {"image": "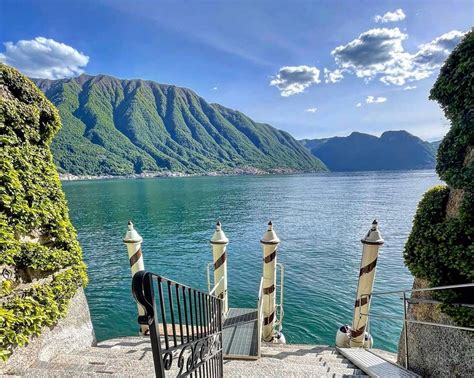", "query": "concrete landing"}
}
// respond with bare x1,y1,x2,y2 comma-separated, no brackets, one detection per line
15,336,400,377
